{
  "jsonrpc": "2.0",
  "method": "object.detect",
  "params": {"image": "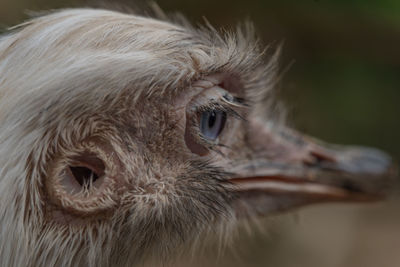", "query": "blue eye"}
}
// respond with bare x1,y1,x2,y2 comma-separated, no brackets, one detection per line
200,110,227,141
